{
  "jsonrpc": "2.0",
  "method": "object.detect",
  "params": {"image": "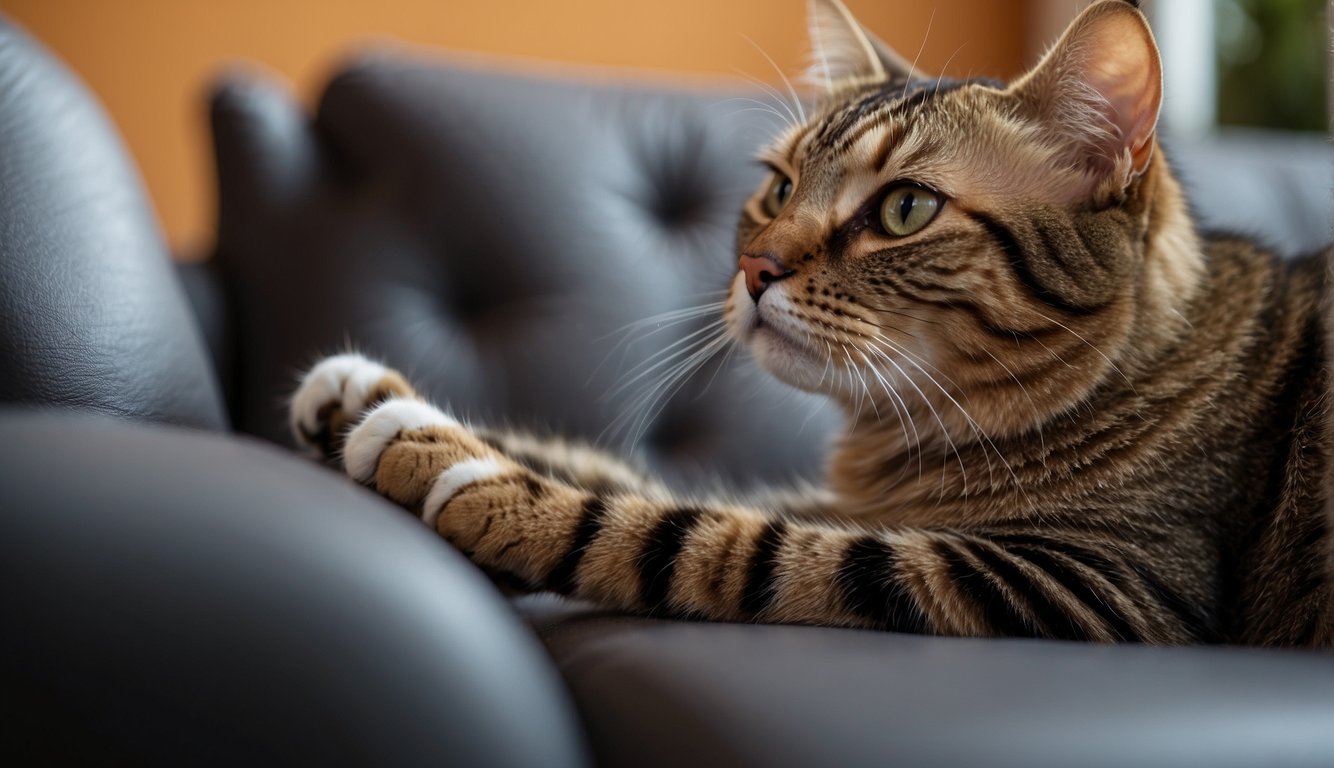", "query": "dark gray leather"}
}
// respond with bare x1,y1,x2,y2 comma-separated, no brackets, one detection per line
210,55,837,490
0,410,590,767
176,260,236,412
0,18,226,430
521,594,1334,768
